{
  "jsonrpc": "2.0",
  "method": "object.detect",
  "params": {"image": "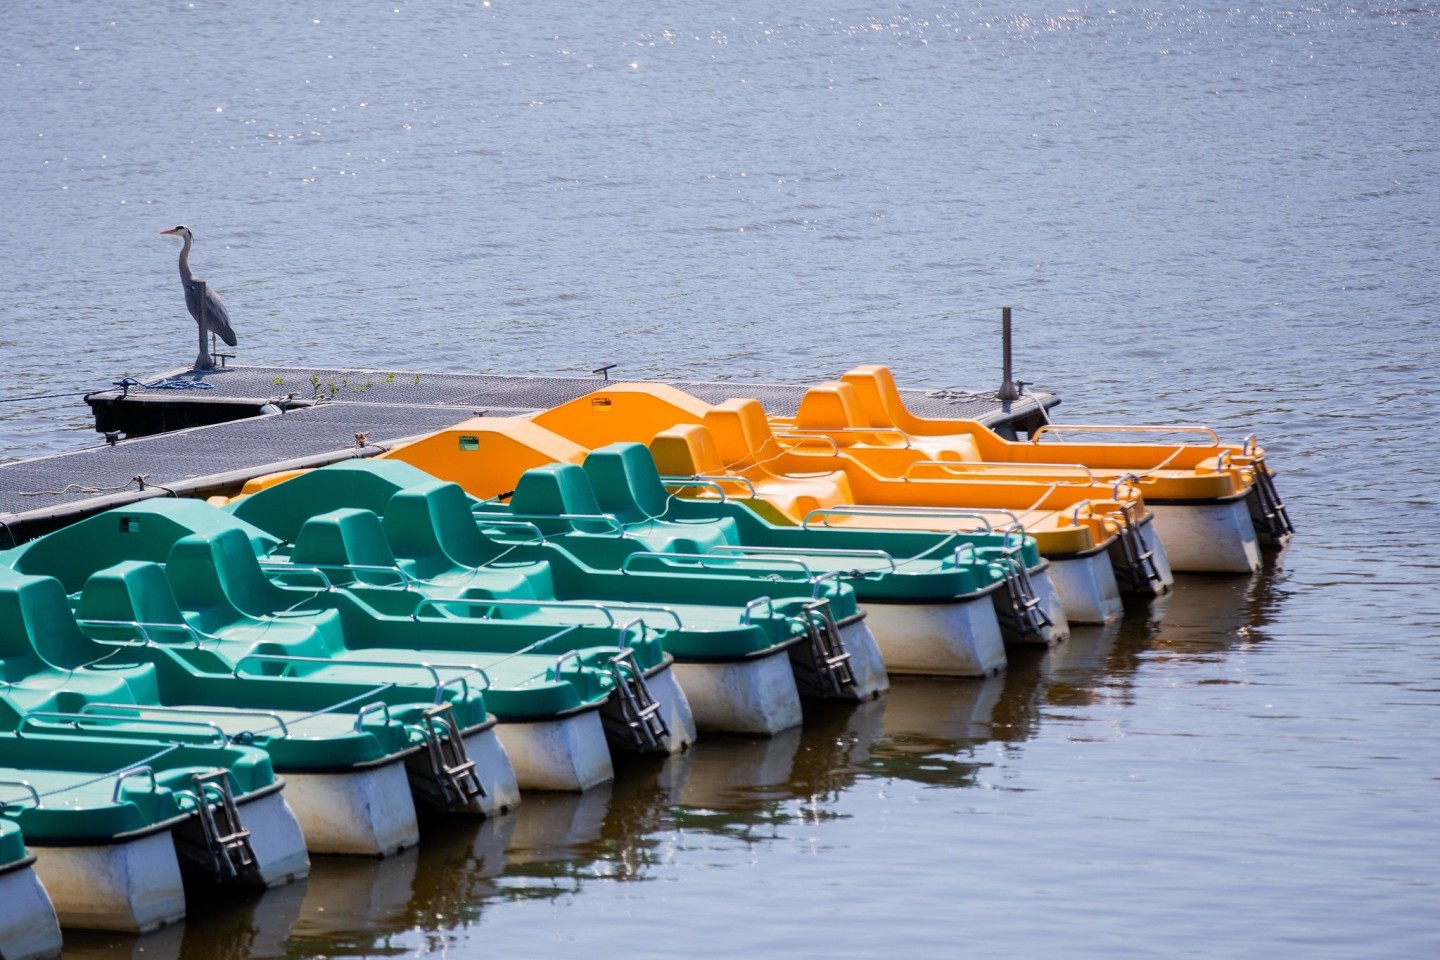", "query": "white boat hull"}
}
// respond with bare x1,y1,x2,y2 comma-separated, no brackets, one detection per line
494,708,615,793
408,724,524,816
1148,498,1262,574
463,726,524,815
860,596,1007,677
672,649,803,736
836,618,891,699
0,862,62,958
645,663,700,753
281,761,421,856
1048,549,1125,624
1025,569,1071,644
234,790,310,887
31,830,185,933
